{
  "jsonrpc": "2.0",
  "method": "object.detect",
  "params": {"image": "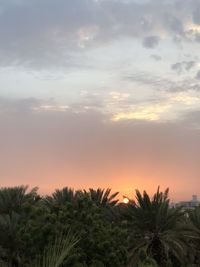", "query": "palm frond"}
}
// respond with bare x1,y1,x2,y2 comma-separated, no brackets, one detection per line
32,231,79,267
85,188,119,207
